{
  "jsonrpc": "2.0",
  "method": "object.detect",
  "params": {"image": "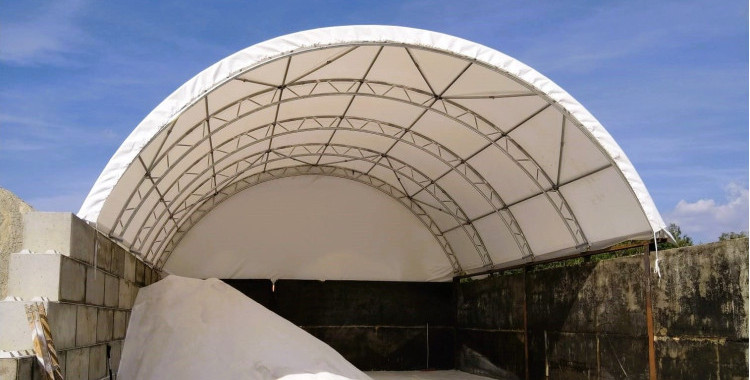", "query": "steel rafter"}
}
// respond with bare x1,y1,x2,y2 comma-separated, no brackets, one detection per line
140,143,485,266
156,165,462,273
110,53,591,264
144,144,486,269
127,115,526,265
